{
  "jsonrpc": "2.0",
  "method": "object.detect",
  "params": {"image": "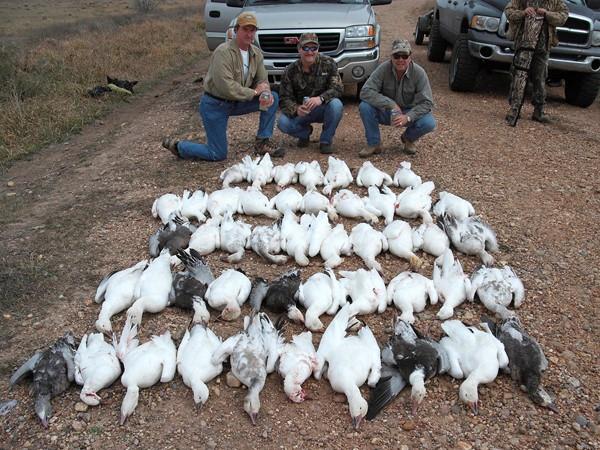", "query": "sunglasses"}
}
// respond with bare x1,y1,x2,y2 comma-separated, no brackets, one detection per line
392,53,411,60
301,45,319,52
